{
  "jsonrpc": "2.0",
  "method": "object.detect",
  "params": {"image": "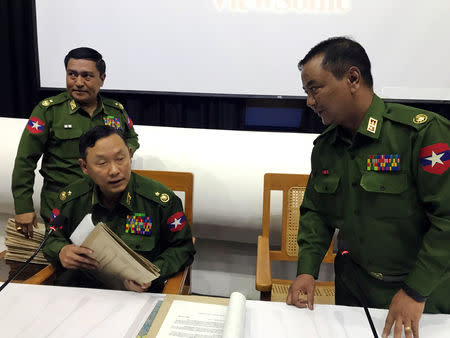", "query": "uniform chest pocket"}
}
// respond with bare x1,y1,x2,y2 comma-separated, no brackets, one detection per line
360,173,407,194
314,174,340,194
122,233,157,255
312,174,342,218
360,173,411,218
51,127,83,159
53,127,83,140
